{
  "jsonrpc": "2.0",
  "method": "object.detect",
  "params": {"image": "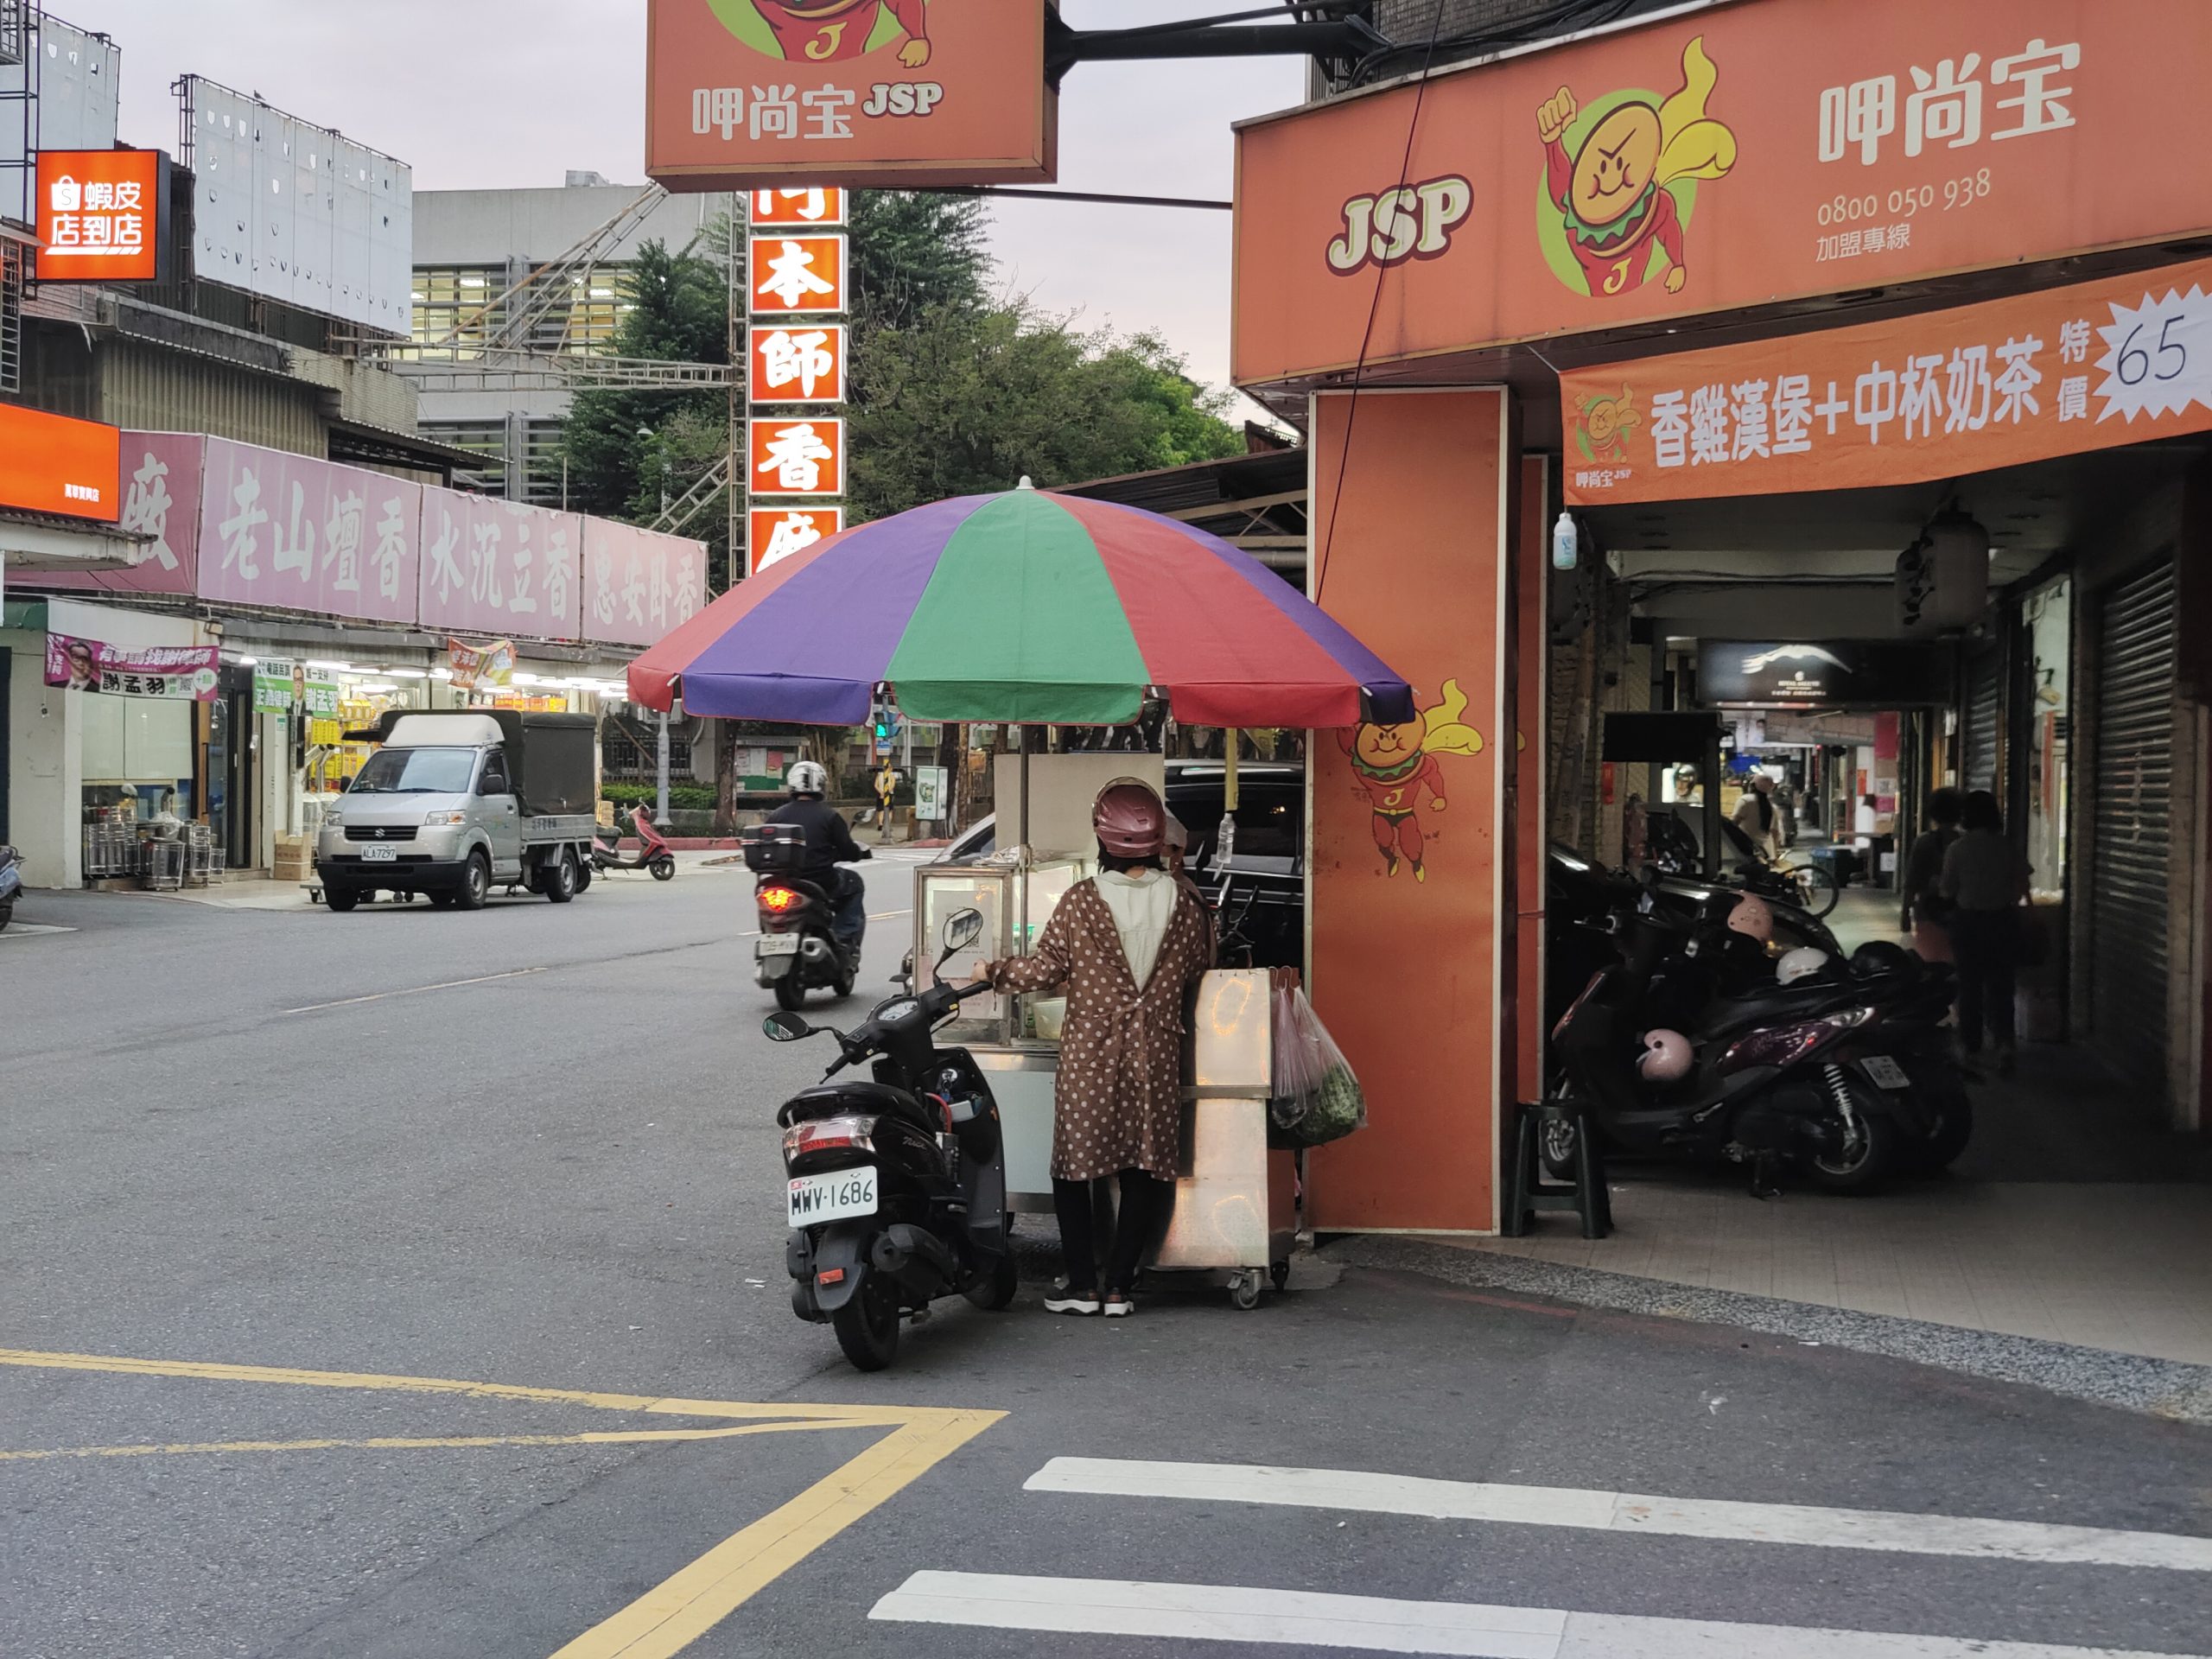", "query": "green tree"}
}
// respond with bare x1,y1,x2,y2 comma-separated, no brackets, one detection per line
847,305,1243,520
847,190,990,334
